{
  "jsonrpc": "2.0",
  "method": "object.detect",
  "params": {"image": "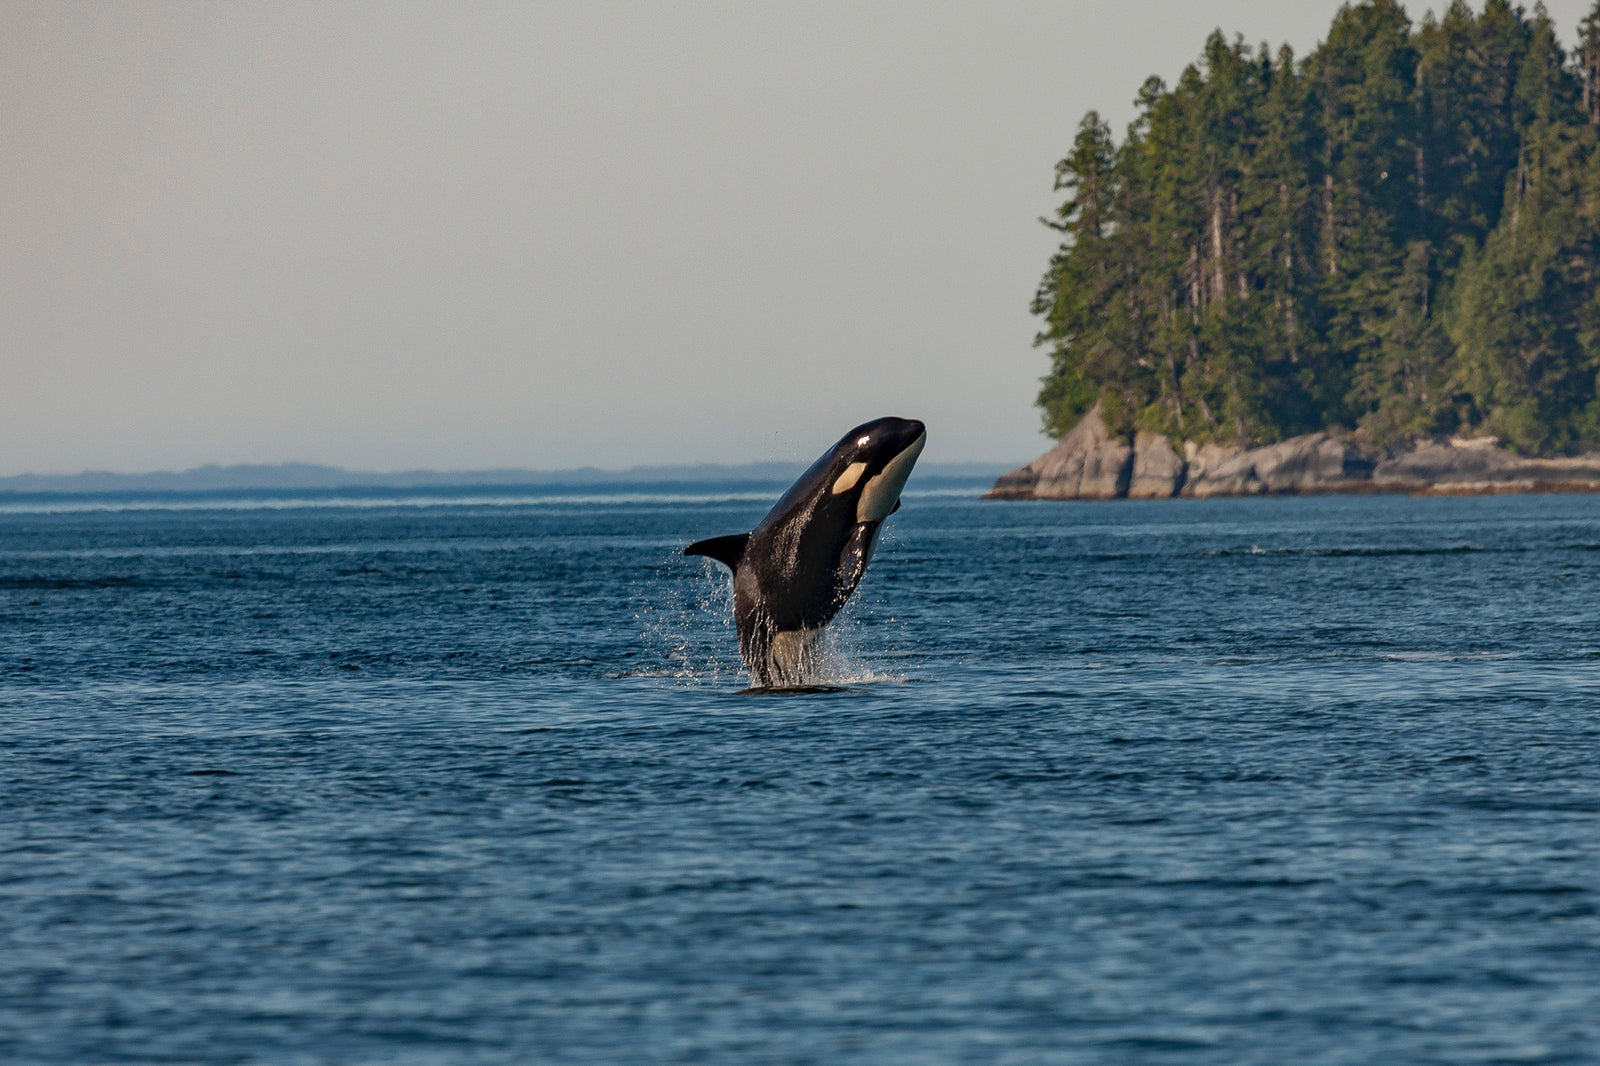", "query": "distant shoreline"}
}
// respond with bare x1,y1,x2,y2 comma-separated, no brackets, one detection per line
0,461,1012,501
